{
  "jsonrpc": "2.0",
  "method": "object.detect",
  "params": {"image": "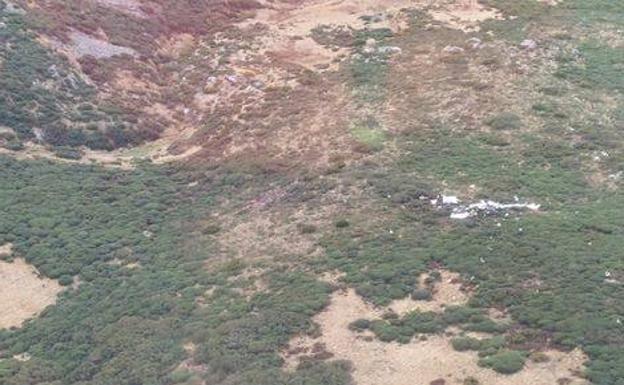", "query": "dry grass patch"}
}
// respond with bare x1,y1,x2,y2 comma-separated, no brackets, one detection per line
429,1,503,32
0,251,63,329
283,286,589,385
238,0,415,70
389,270,470,315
